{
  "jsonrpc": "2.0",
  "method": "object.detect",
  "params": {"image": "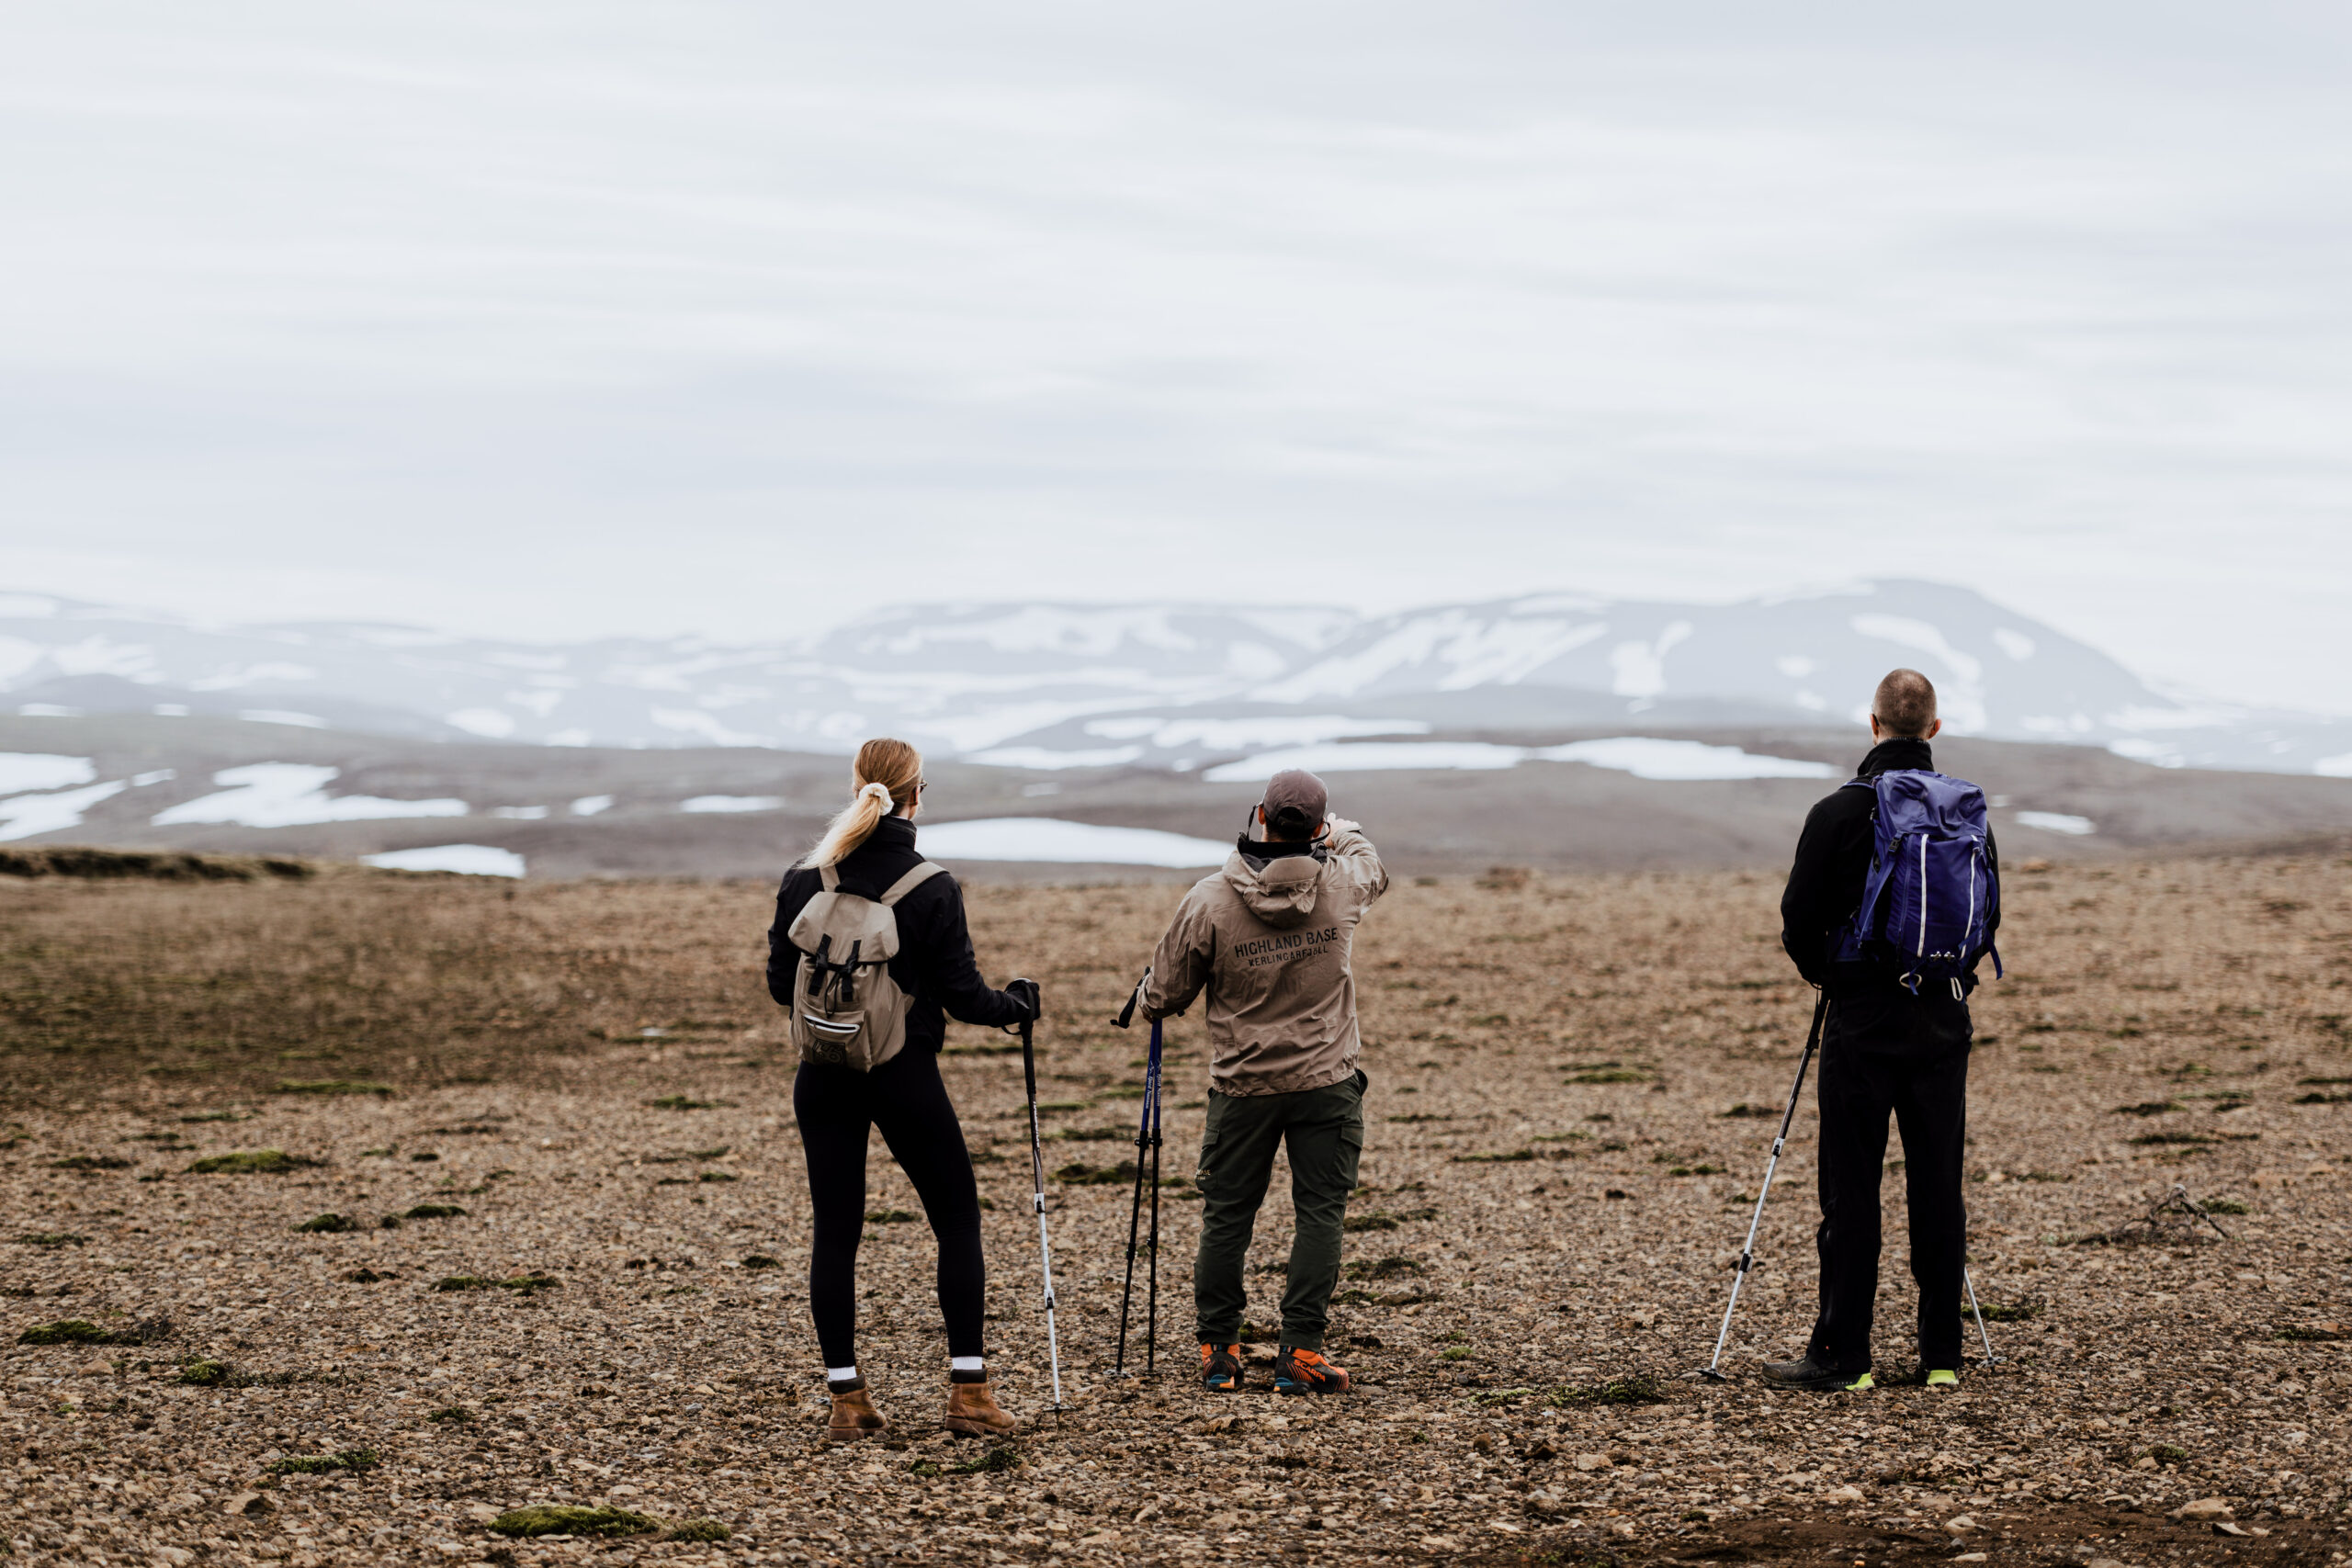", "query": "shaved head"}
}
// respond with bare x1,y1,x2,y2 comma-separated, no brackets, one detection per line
1871,668,1938,738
